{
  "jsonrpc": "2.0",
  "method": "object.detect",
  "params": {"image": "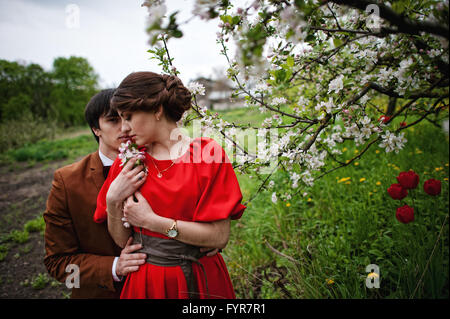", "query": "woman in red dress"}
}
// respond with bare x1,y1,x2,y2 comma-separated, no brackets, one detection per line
93,71,246,299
